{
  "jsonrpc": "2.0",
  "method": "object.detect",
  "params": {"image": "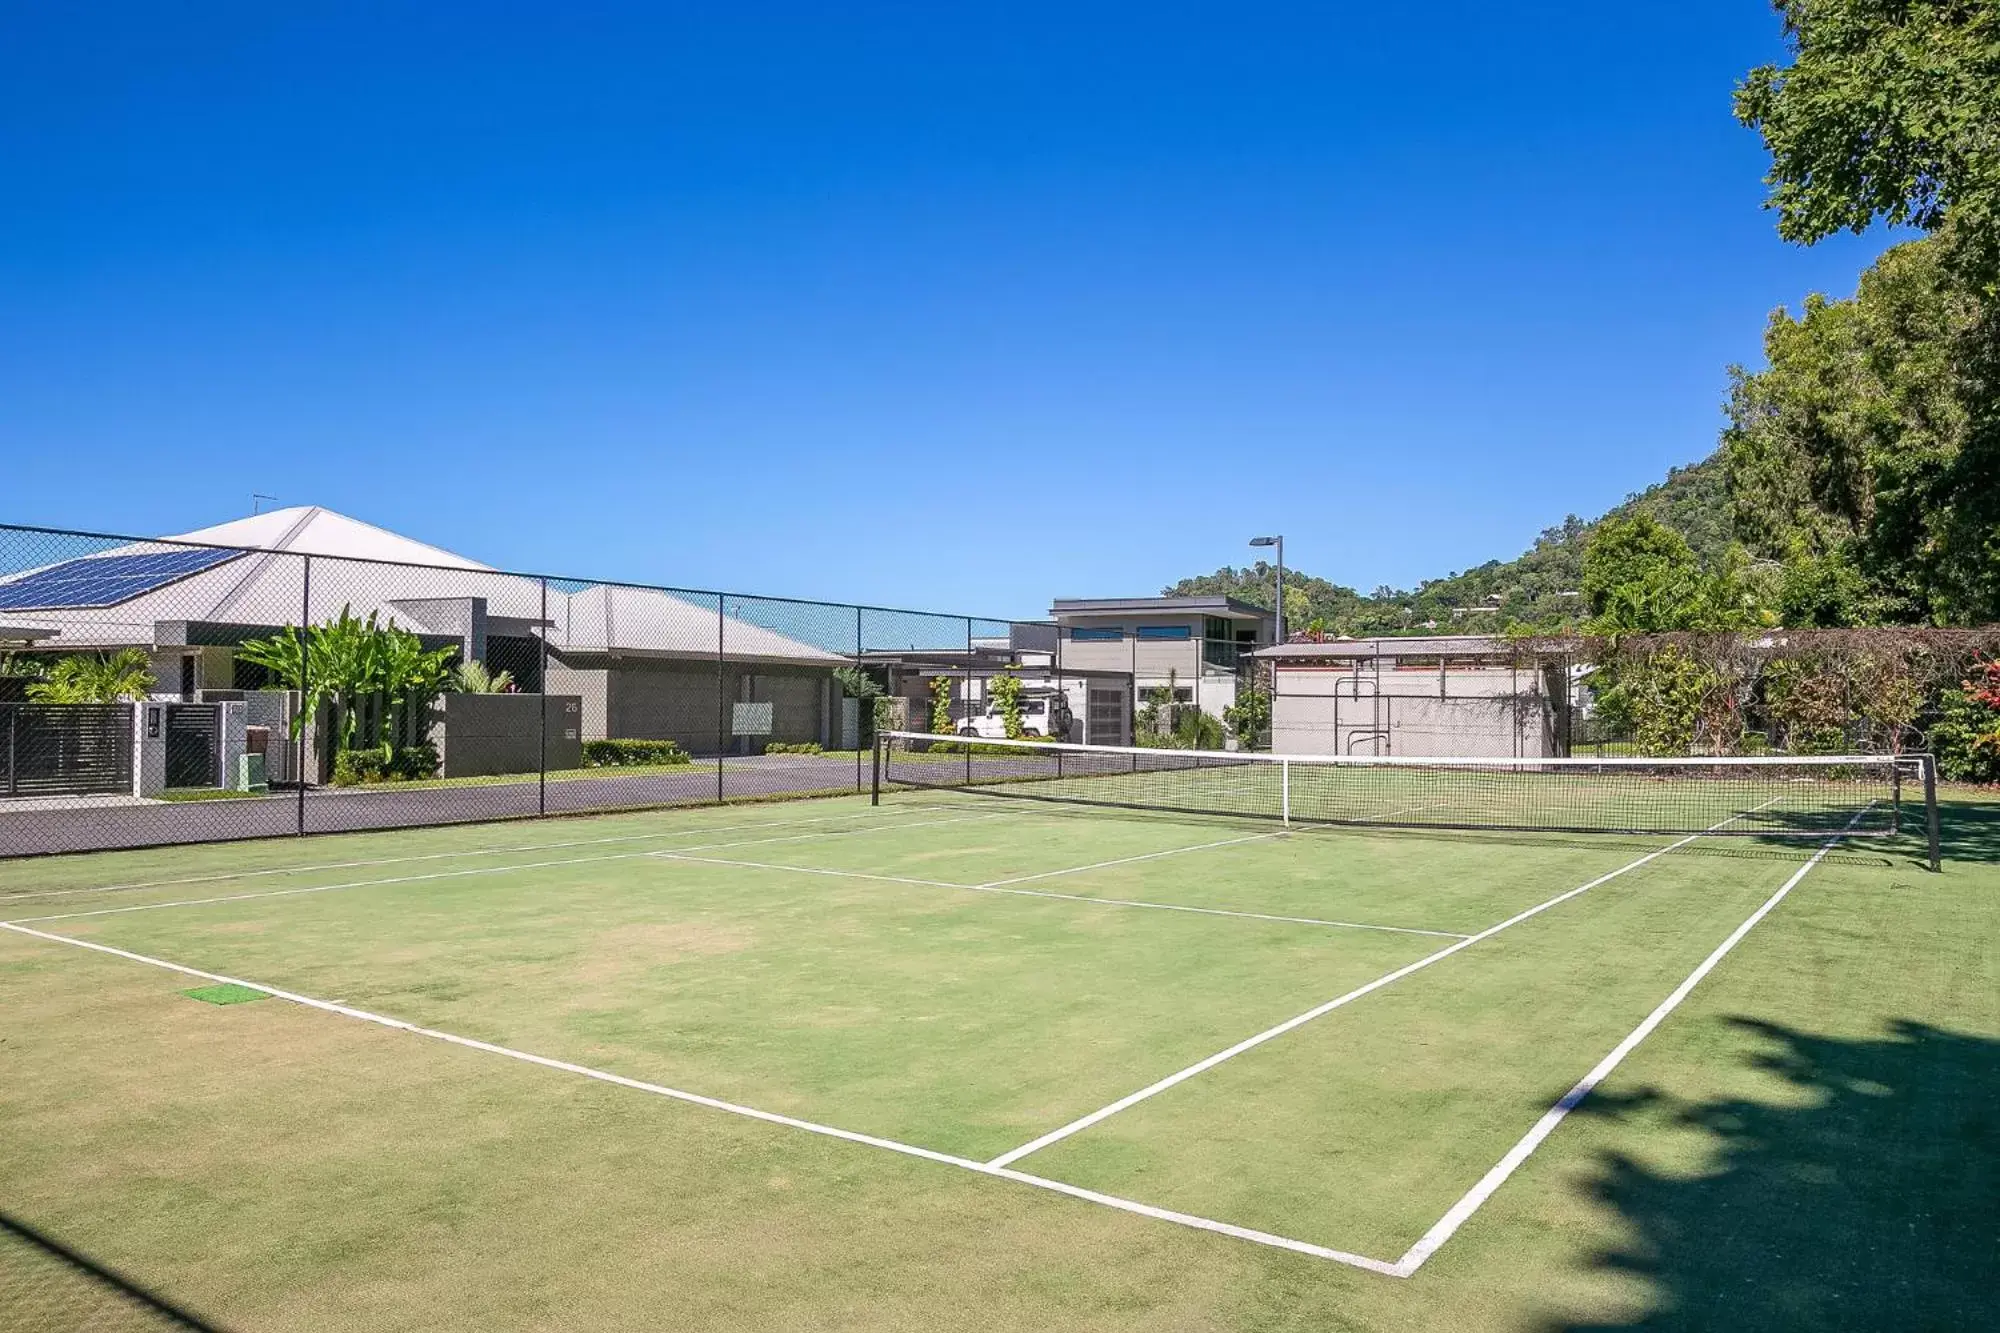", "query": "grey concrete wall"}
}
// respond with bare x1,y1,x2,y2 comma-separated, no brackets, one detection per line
1271,691,1551,758
543,656,611,740
608,661,724,753
432,693,583,777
